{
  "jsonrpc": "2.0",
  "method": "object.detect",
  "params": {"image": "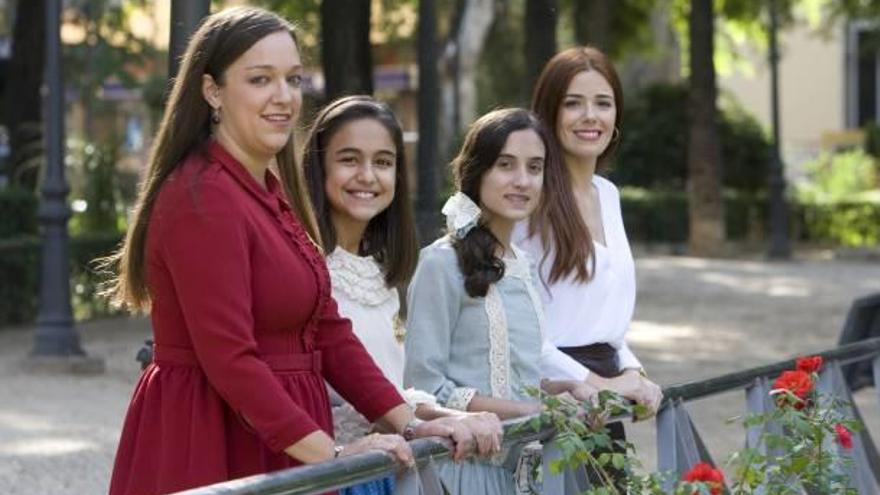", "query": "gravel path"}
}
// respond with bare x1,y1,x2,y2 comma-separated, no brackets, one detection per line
1,254,880,494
